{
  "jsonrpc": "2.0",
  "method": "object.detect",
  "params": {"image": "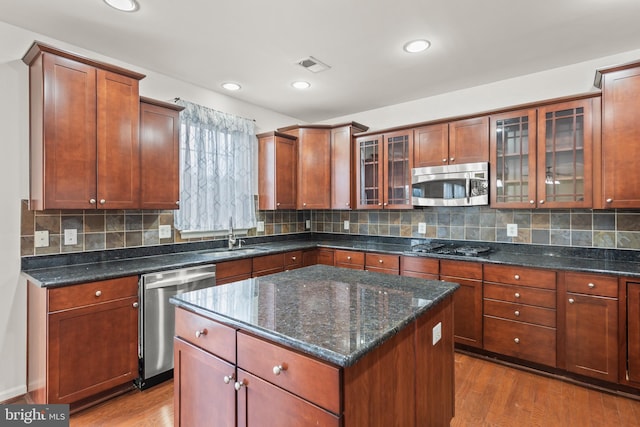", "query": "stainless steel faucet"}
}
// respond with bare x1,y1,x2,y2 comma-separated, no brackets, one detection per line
228,217,237,249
